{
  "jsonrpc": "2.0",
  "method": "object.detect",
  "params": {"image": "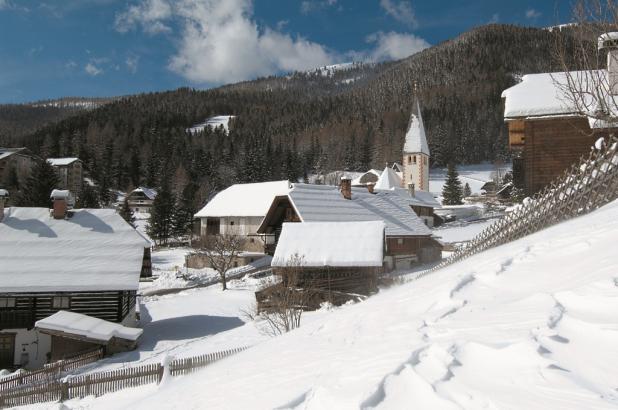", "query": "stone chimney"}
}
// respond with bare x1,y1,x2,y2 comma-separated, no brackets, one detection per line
0,189,8,221
367,183,375,194
50,189,71,219
340,177,352,200
408,183,415,197
599,32,618,94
